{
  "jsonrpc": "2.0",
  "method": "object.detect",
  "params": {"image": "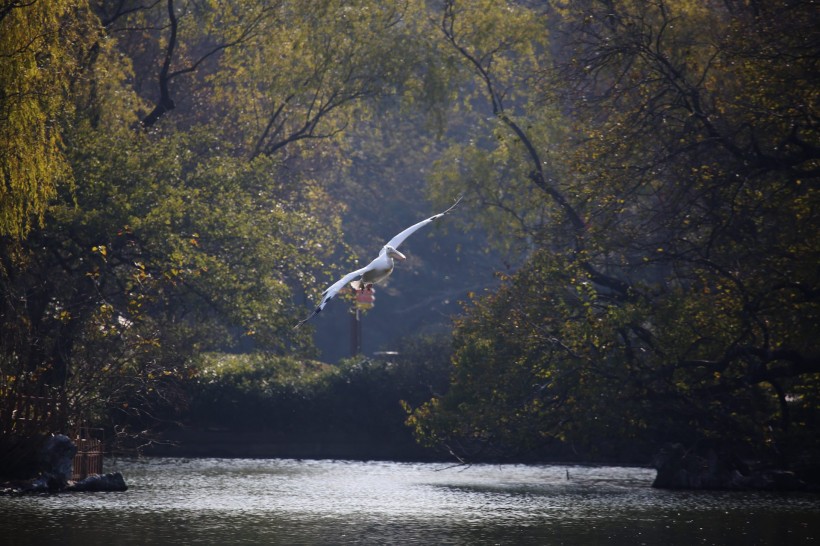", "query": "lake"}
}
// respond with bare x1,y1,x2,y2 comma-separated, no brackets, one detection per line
1,458,818,545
